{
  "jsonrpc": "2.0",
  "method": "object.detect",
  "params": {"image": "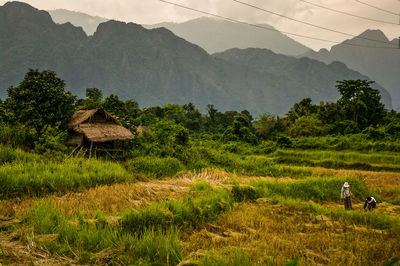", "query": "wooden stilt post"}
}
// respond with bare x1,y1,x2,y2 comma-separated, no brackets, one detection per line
75,145,84,158
105,150,117,162
67,145,81,159
89,141,93,159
